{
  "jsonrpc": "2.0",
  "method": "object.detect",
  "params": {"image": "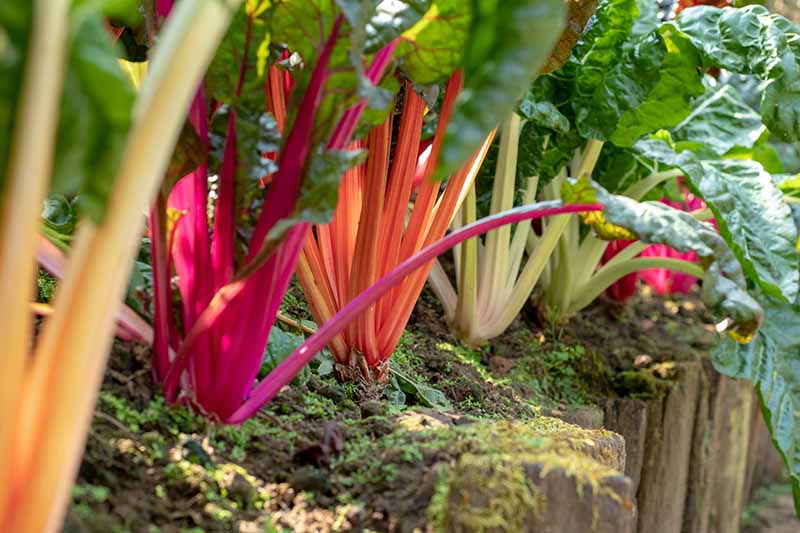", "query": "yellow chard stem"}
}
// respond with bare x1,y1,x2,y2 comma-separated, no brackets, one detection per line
453,184,479,339
477,113,521,314
9,1,242,531
0,0,70,525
